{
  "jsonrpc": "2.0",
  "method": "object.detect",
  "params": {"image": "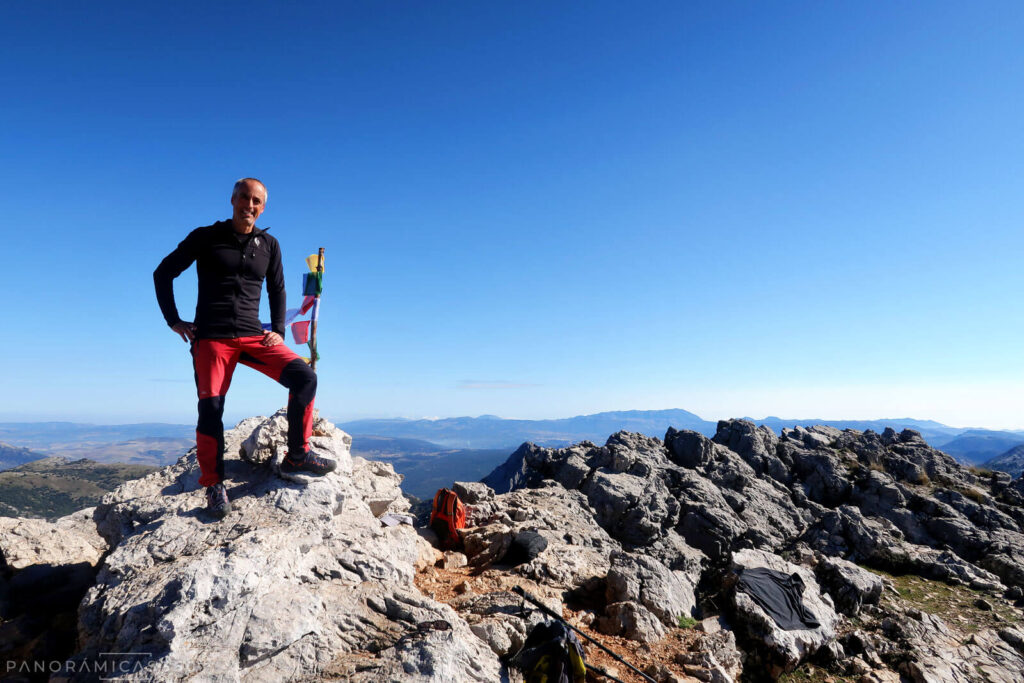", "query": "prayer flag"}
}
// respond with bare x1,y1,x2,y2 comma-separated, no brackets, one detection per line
305,254,325,273
302,272,323,296
291,321,311,344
